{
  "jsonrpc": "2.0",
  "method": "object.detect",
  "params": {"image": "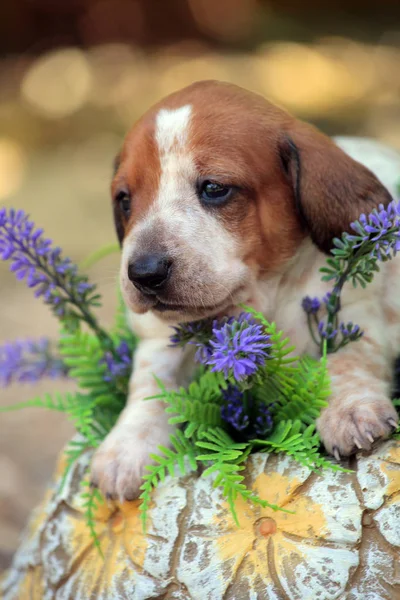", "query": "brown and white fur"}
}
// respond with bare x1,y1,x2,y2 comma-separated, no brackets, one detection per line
90,80,400,501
